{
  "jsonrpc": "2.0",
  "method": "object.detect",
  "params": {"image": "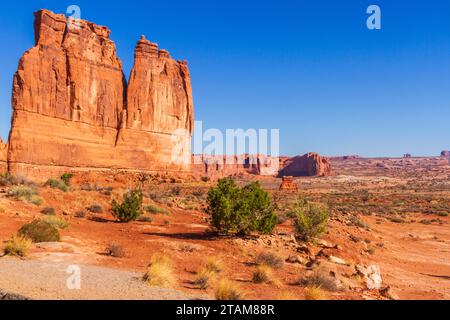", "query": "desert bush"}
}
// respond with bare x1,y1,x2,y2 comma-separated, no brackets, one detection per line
255,251,284,269
144,204,170,215
7,186,37,201
87,204,103,214
143,253,175,288
41,207,56,216
60,173,74,186
45,179,69,192
30,195,43,206
106,242,125,258
43,216,69,229
207,178,277,235
3,235,32,257
18,220,60,243
304,286,328,300
292,198,329,241
215,279,245,300
170,187,182,196
111,188,143,222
